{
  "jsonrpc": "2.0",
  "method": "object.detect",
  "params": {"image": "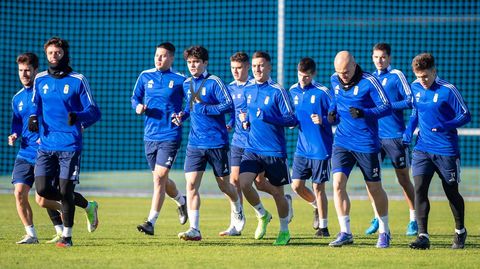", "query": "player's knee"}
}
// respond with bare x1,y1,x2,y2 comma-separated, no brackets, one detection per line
13,188,26,201
291,182,303,194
